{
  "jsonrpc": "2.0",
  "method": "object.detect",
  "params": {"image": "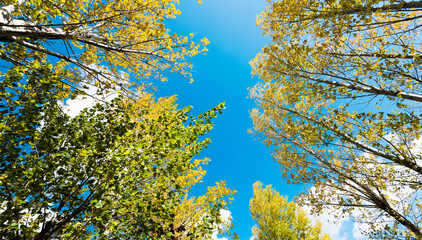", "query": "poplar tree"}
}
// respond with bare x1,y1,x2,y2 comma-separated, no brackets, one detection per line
251,0,422,238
